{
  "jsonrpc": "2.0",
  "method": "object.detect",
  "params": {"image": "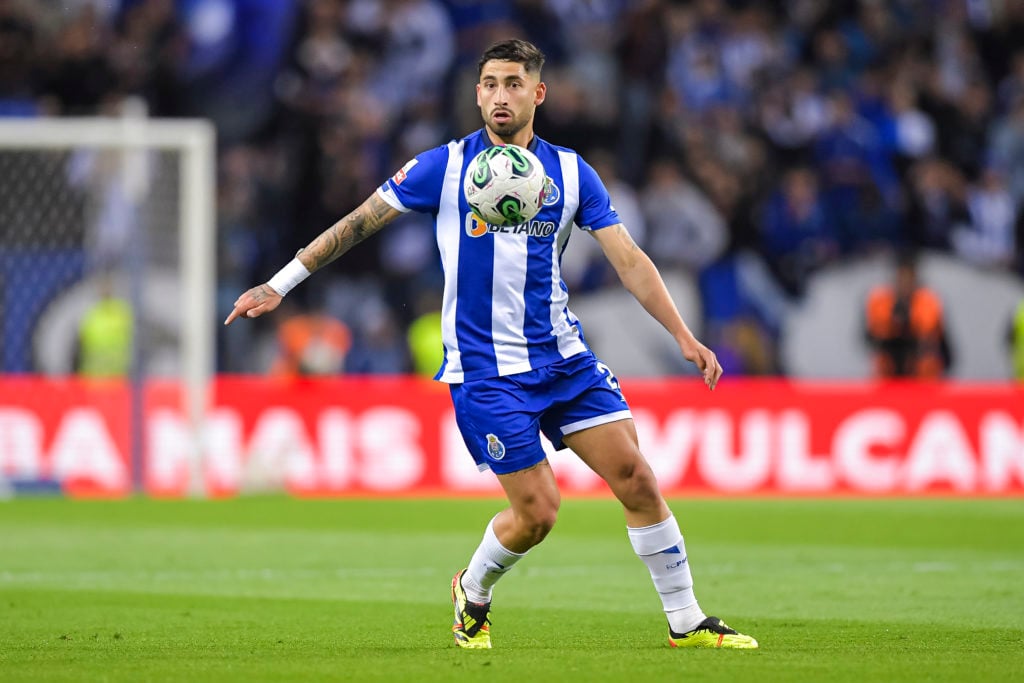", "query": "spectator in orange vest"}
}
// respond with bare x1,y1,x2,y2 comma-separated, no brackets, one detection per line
864,252,952,378
271,305,351,377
